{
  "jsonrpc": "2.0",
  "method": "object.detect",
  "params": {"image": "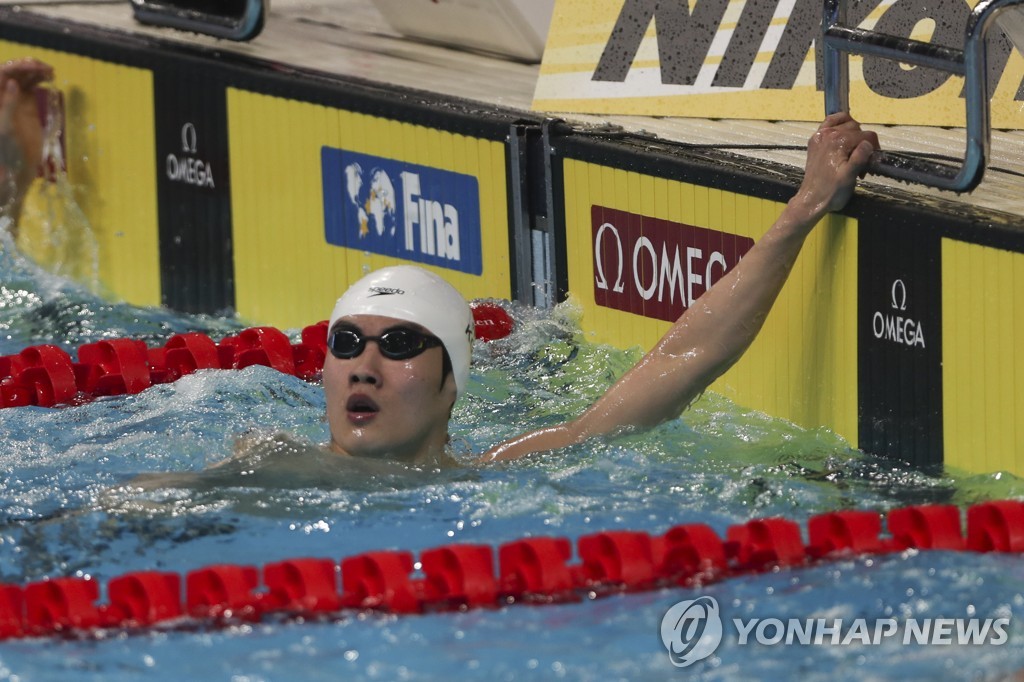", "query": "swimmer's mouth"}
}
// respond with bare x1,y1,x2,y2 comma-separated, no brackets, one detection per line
346,395,379,415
